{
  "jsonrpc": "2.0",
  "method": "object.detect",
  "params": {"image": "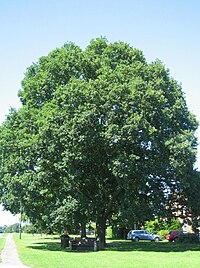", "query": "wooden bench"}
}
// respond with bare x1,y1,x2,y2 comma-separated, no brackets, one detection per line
70,237,98,251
